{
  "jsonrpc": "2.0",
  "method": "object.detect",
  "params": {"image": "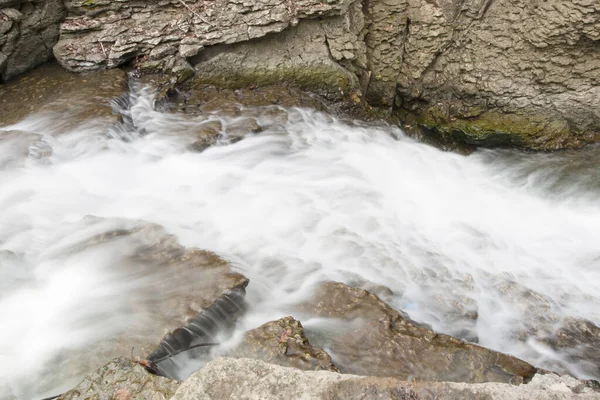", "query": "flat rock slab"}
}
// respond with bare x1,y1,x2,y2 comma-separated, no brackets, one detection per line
296,282,536,384
172,358,600,400
0,62,126,127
